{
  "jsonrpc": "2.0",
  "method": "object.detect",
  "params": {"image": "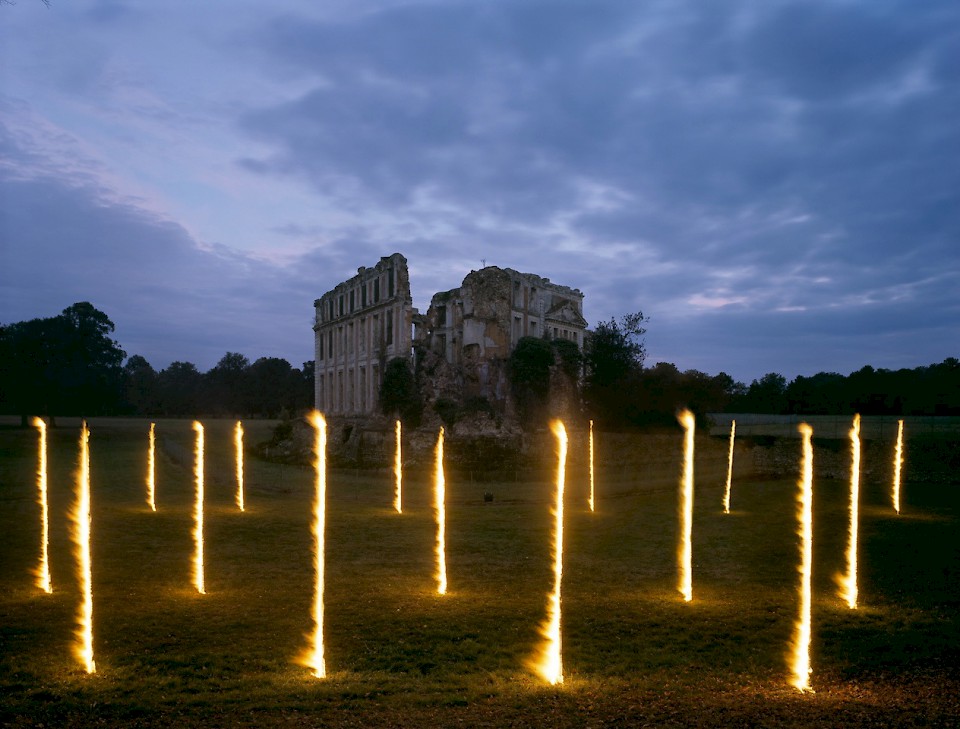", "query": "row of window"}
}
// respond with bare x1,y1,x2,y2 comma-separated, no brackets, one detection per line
511,315,580,345
317,308,395,362
320,267,396,323
316,365,380,414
